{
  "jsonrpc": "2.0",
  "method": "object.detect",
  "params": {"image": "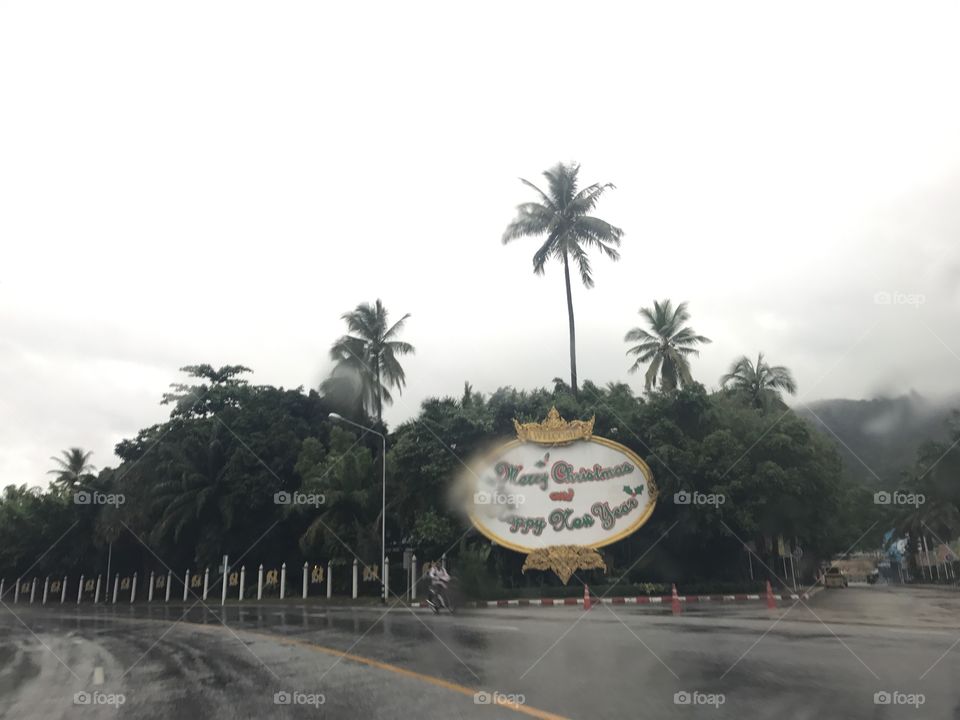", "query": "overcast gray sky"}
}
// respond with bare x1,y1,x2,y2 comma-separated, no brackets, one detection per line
2,2,959,487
